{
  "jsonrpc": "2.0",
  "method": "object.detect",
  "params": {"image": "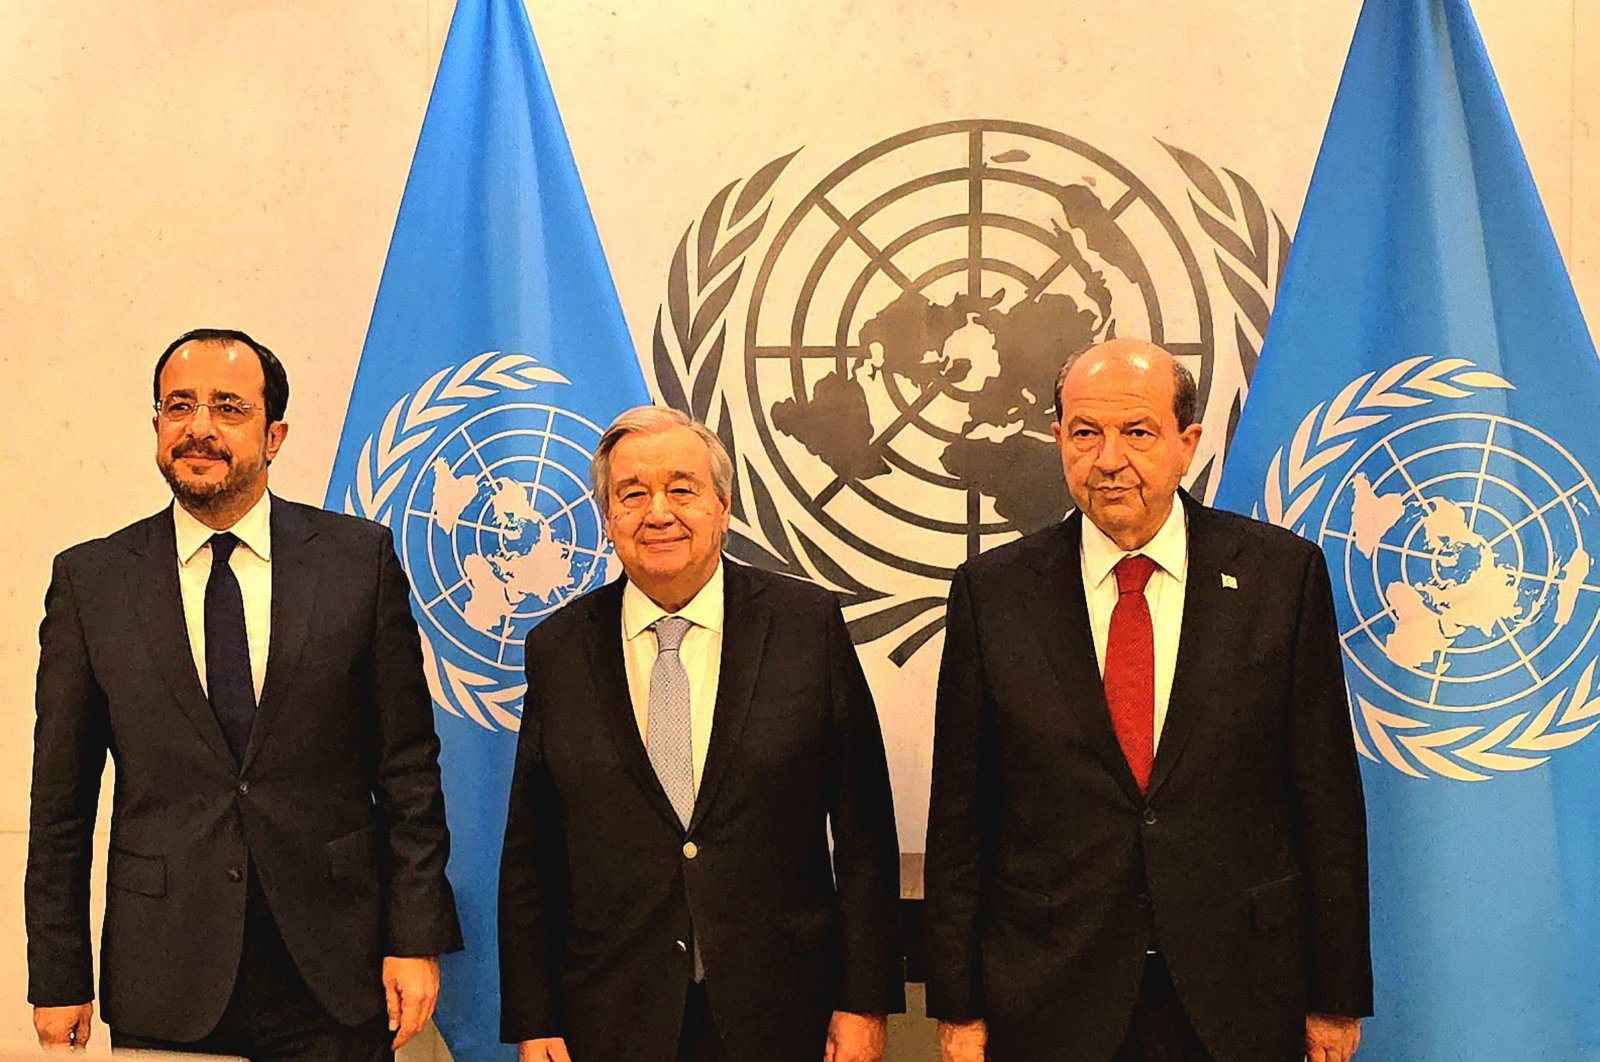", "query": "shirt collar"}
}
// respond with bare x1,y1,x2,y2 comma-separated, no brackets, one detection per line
621,558,726,642
1081,495,1189,590
173,491,273,566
